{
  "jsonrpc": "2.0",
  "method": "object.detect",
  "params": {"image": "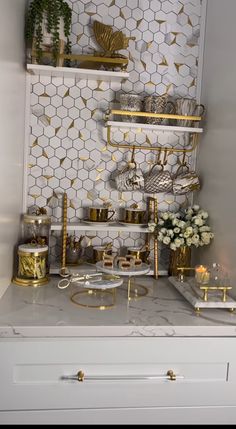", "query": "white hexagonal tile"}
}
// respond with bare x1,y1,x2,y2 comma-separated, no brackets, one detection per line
51,95,62,108
57,106,68,119
33,83,44,96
